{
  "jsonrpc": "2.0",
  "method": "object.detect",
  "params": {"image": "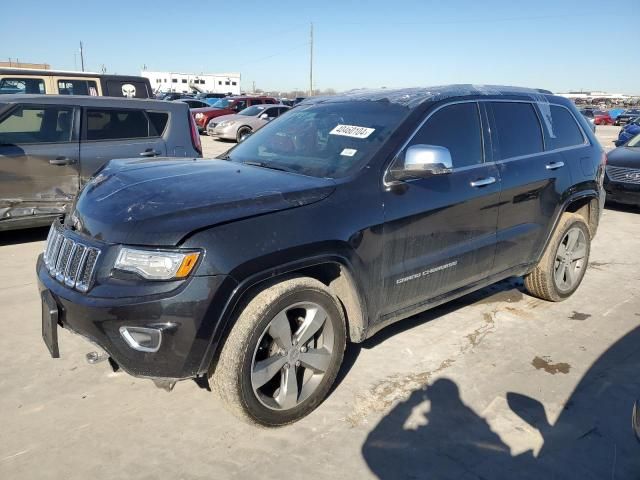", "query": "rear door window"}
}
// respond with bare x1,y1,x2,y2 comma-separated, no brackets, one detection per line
0,105,74,144
547,106,585,149
85,108,154,140
58,79,98,96
489,102,543,160
407,102,483,168
0,77,46,94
